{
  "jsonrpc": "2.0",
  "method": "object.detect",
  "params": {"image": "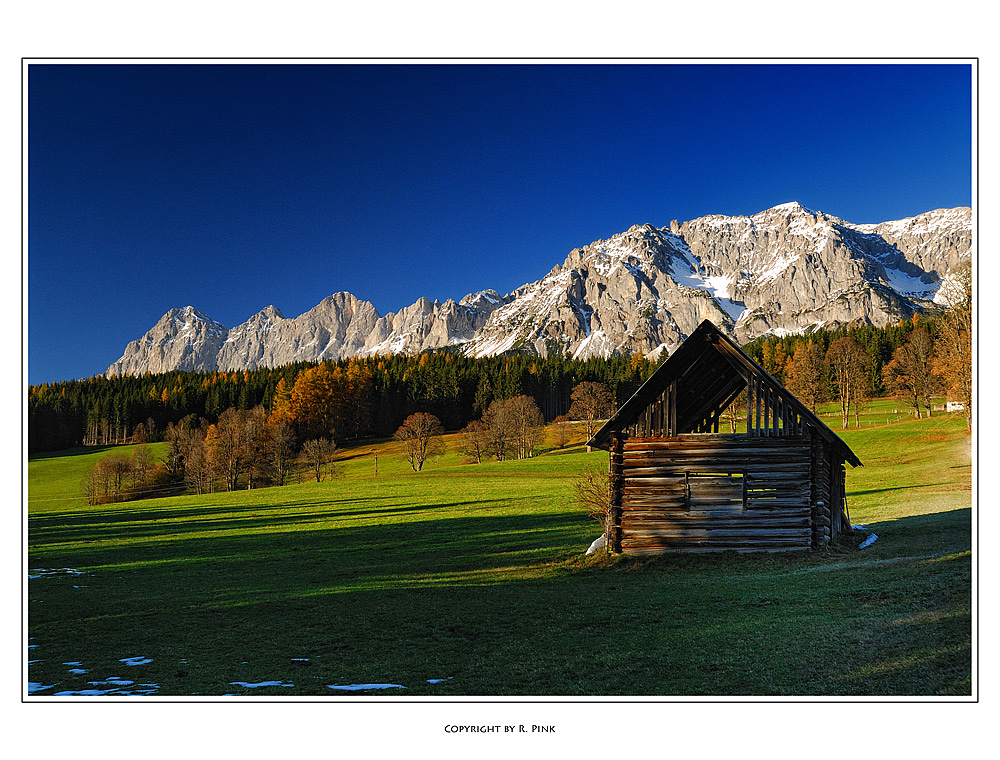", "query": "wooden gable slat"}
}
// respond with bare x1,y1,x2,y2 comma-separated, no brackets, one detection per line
588,320,861,467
